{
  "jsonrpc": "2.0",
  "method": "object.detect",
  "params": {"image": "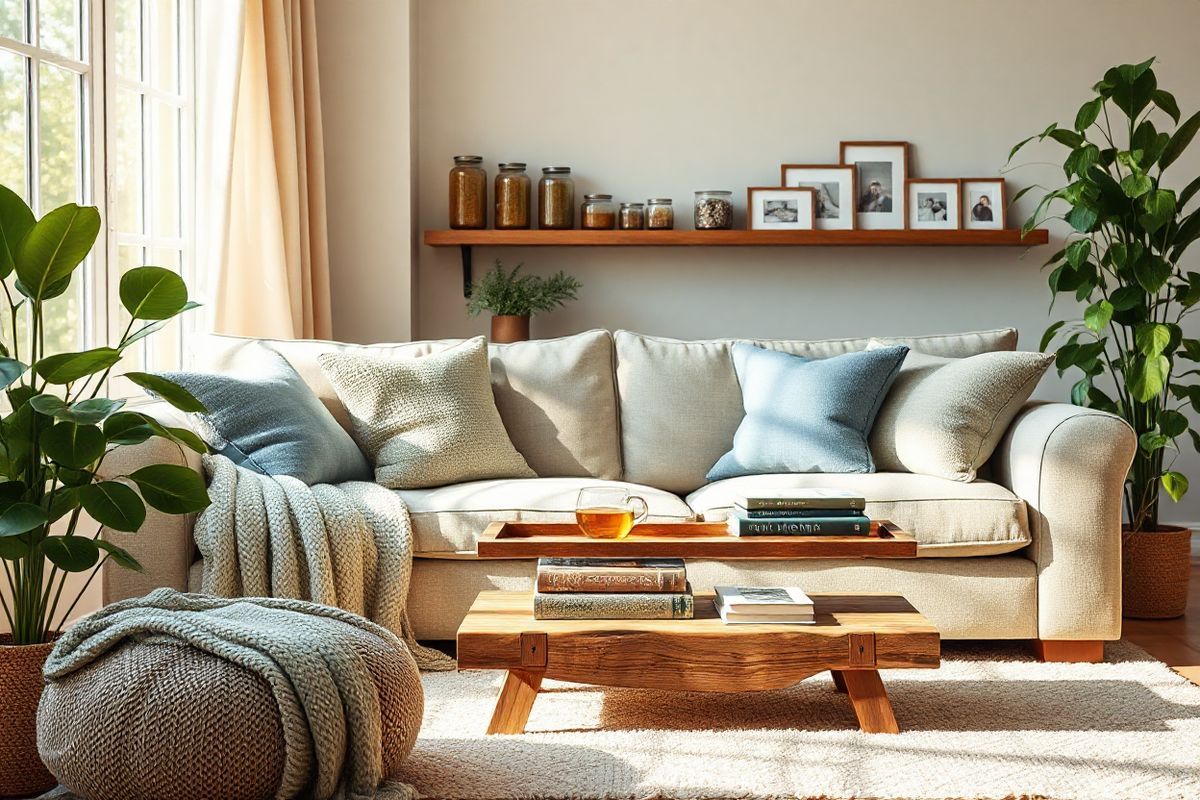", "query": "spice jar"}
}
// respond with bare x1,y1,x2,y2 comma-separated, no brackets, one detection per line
694,190,733,230
538,167,575,229
581,194,616,229
646,198,674,230
449,156,487,229
494,162,531,229
618,202,645,230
